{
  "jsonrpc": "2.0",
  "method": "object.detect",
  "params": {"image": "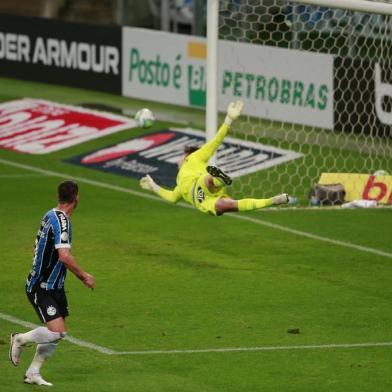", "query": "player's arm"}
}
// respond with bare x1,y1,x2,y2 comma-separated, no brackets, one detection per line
58,248,95,289
140,175,182,203
192,100,244,163
52,211,95,289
